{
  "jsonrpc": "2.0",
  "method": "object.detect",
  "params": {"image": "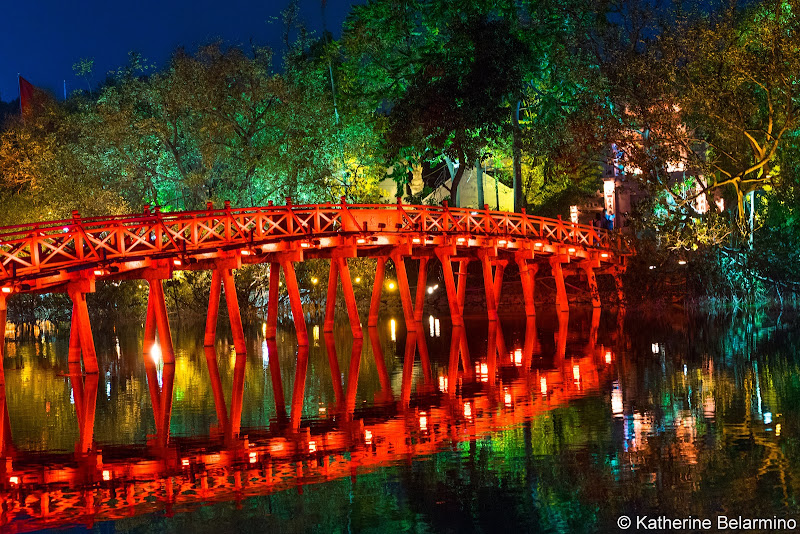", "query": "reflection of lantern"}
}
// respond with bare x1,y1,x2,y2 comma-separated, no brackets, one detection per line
603,180,616,213
569,205,578,224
